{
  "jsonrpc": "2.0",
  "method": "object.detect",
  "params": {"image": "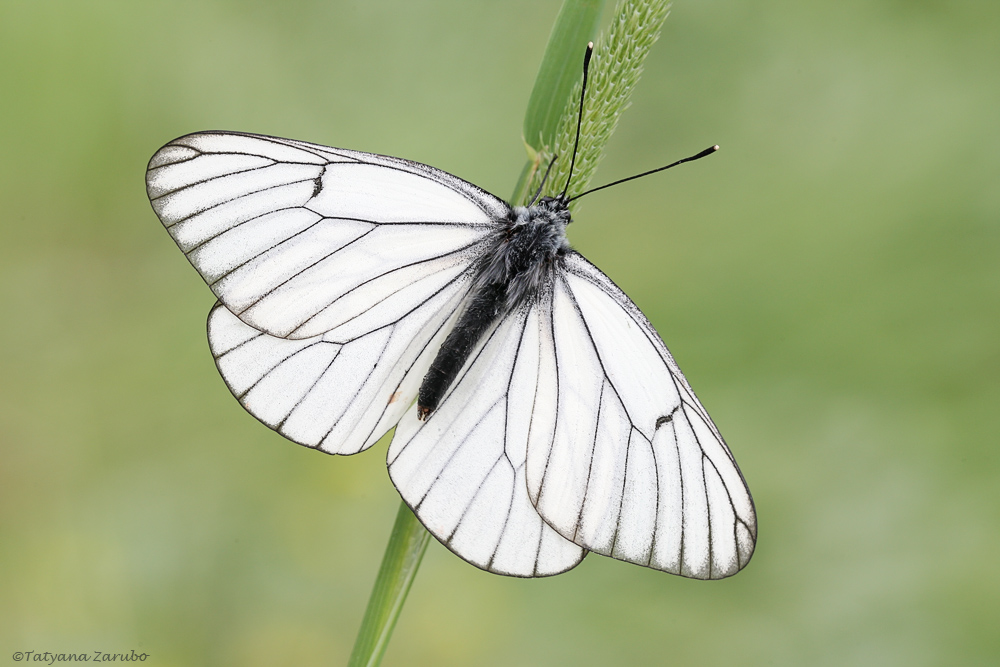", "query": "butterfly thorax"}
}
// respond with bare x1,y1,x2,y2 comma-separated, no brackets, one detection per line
416,197,571,419
493,197,571,307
